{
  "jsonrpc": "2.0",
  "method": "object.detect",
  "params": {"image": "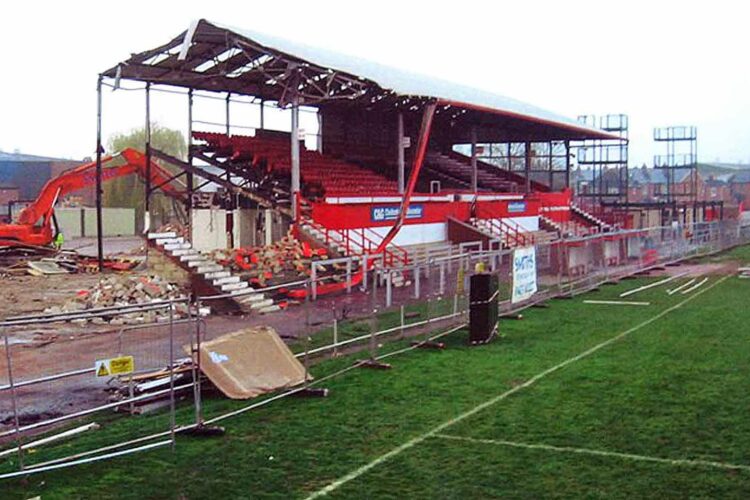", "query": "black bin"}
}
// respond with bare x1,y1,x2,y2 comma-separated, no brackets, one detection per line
469,273,499,344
